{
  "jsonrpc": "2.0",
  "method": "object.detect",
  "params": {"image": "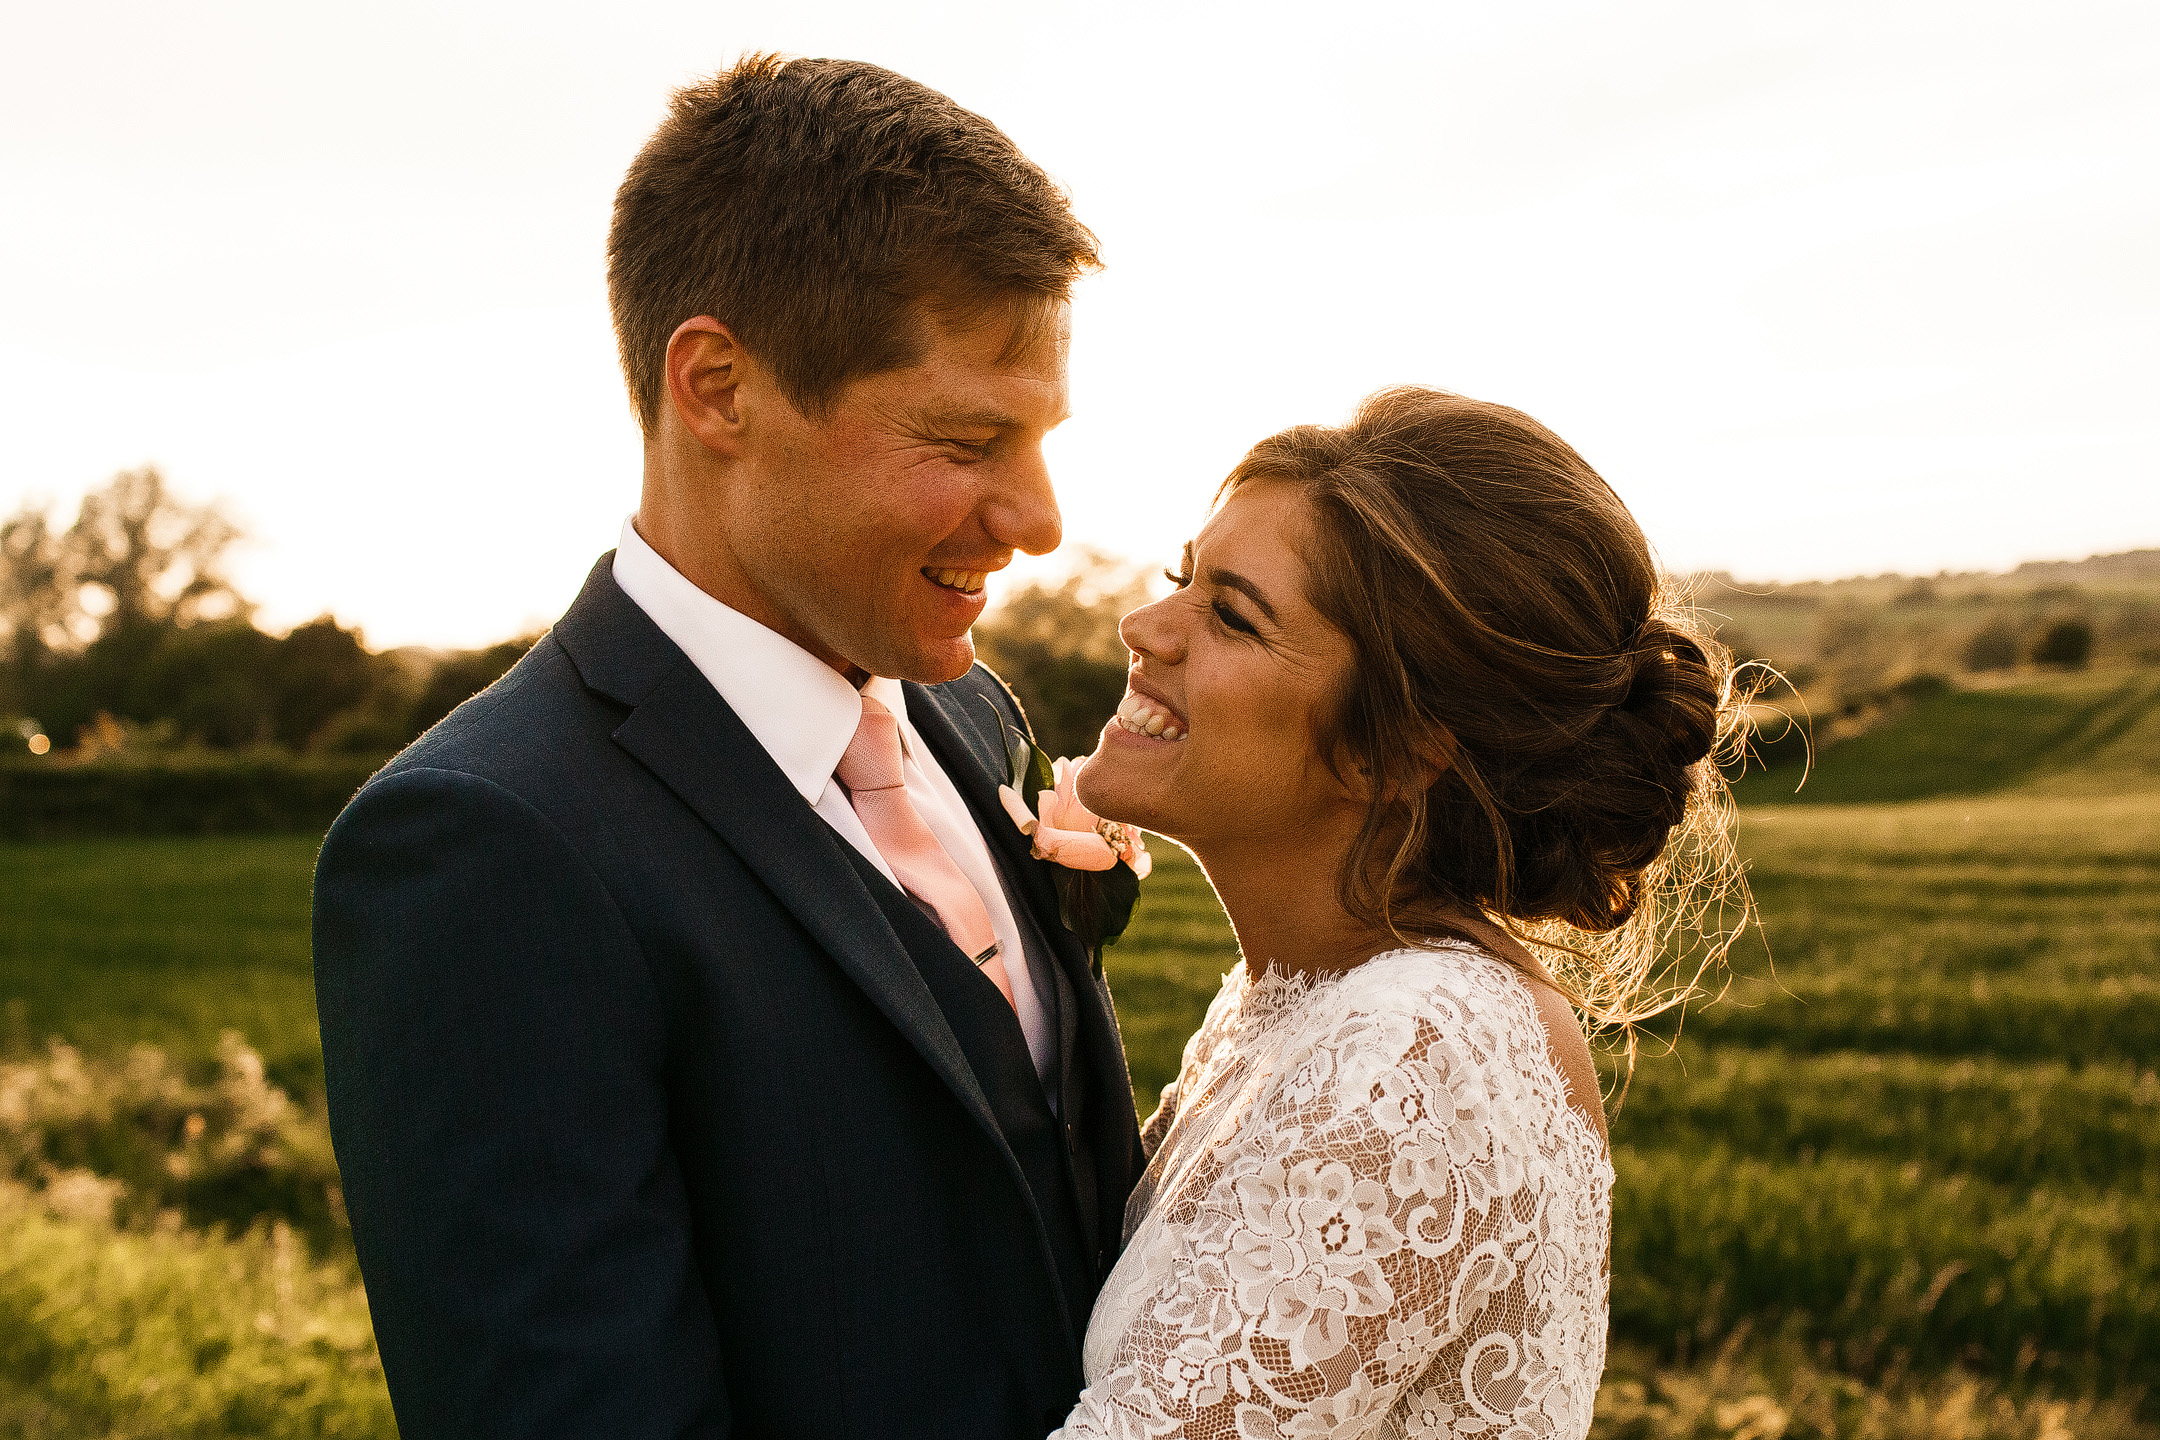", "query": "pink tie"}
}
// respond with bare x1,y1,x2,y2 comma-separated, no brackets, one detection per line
836,695,1018,1013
